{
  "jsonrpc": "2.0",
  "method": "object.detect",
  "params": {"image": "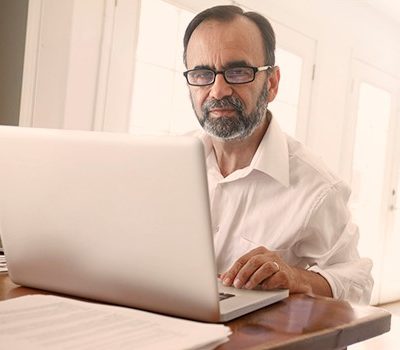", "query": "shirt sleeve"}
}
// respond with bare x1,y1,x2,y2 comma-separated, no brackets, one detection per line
294,181,373,304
